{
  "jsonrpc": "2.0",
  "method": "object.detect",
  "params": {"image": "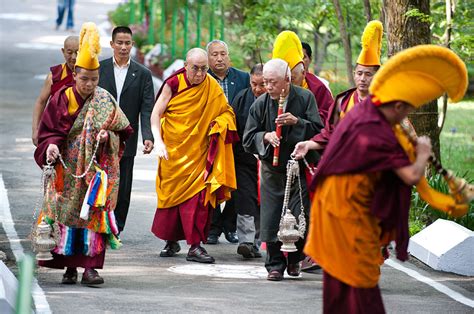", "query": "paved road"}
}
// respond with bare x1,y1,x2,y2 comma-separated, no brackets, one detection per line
0,1,473,313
